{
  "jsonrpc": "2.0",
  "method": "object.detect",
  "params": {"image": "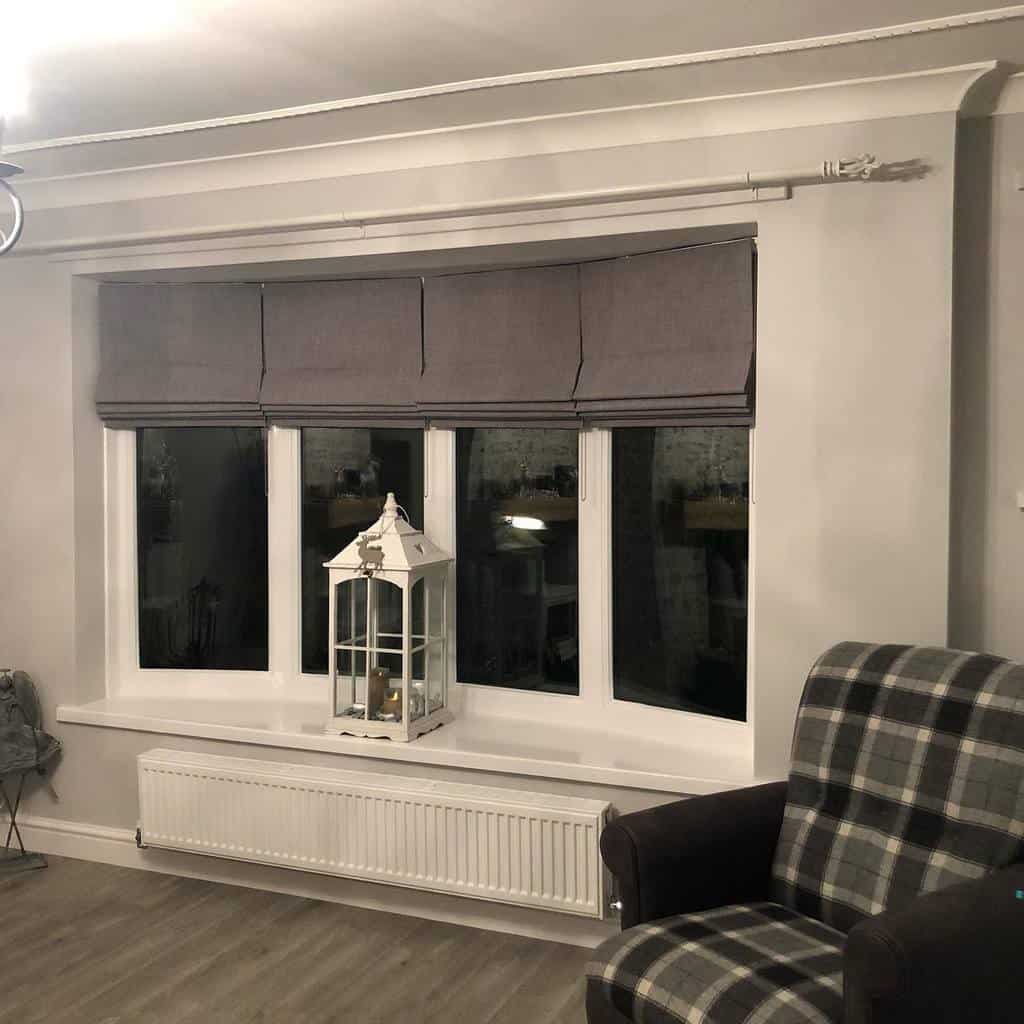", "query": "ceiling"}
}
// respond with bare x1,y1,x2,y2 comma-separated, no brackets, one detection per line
5,0,1024,146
